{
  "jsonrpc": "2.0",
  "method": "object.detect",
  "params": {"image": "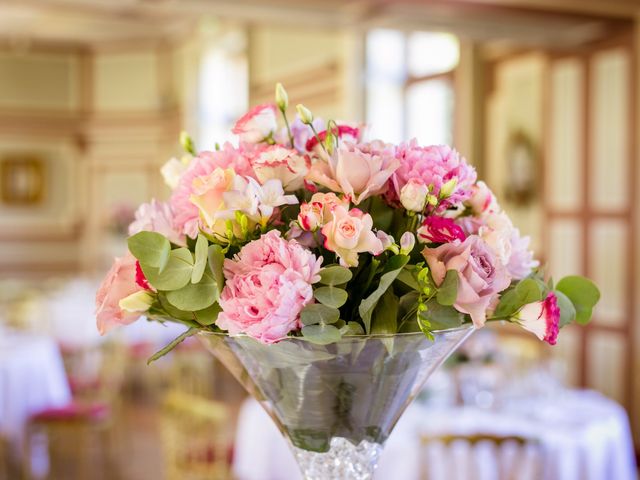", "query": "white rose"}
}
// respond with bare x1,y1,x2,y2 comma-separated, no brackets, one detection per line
399,179,429,212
